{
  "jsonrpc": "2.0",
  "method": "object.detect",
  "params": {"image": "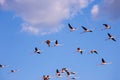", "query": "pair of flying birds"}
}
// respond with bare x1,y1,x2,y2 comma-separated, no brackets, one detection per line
76,48,98,54
0,64,19,73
